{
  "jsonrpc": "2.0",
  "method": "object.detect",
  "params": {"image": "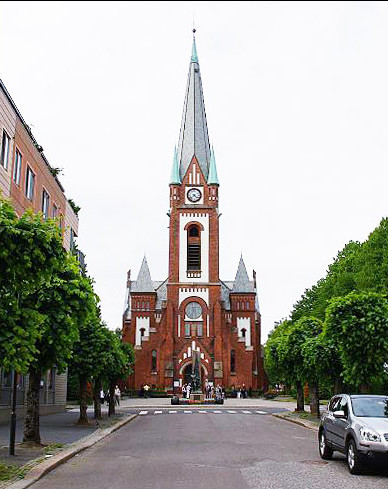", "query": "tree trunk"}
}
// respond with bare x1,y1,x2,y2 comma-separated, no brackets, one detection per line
334,377,343,394
295,380,305,412
93,379,102,420
77,375,89,425
23,368,41,445
108,382,115,417
309,382,320,418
